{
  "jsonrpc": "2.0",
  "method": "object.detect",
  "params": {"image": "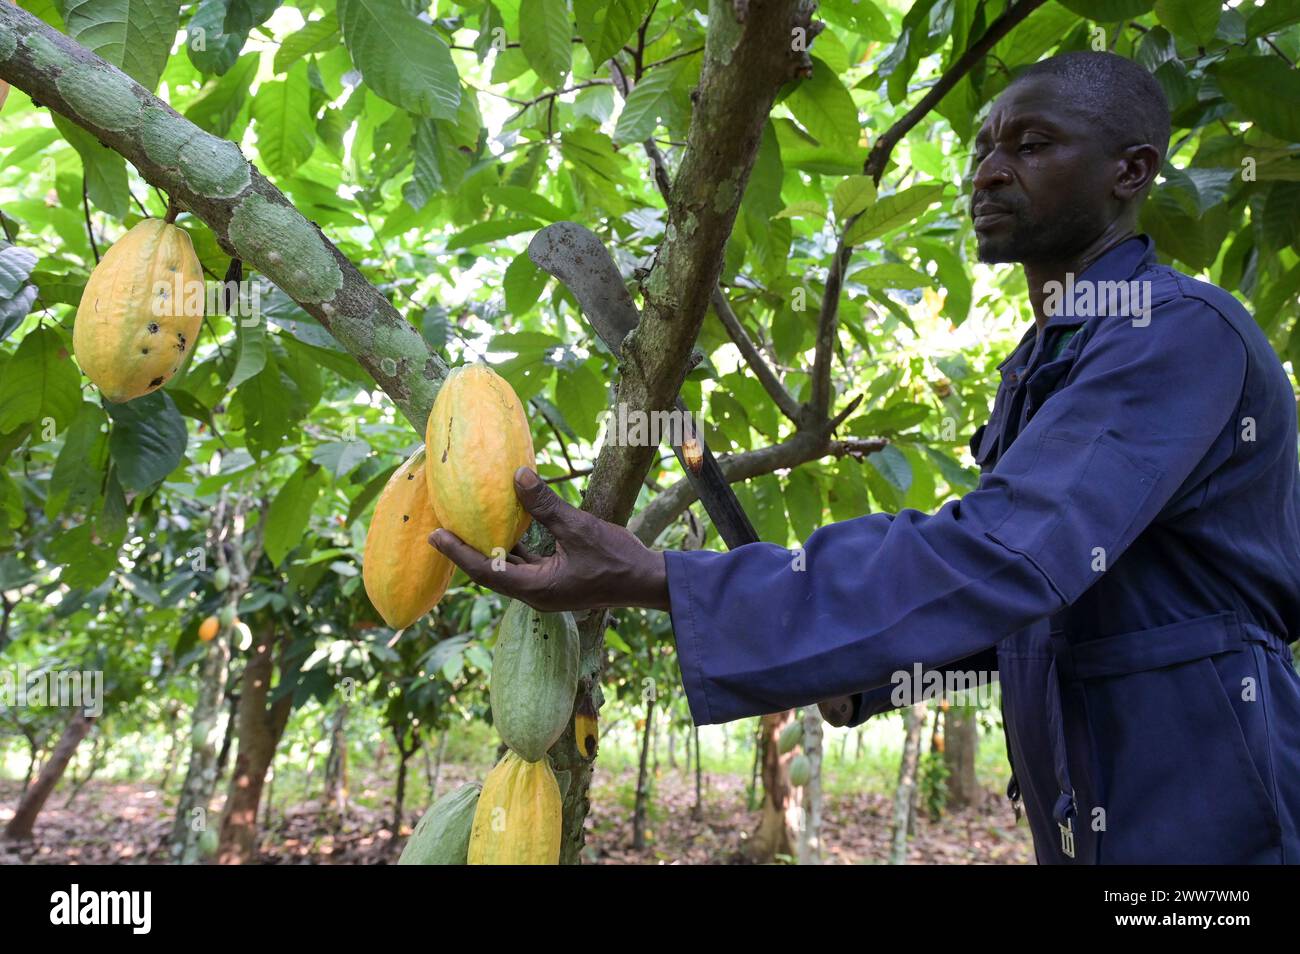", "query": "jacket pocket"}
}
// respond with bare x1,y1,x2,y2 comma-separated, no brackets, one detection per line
1077,618,1283,863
